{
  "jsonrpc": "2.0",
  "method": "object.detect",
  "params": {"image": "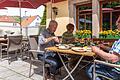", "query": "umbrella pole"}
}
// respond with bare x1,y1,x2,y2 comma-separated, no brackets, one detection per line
19,0,22,34
51,0,53,20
